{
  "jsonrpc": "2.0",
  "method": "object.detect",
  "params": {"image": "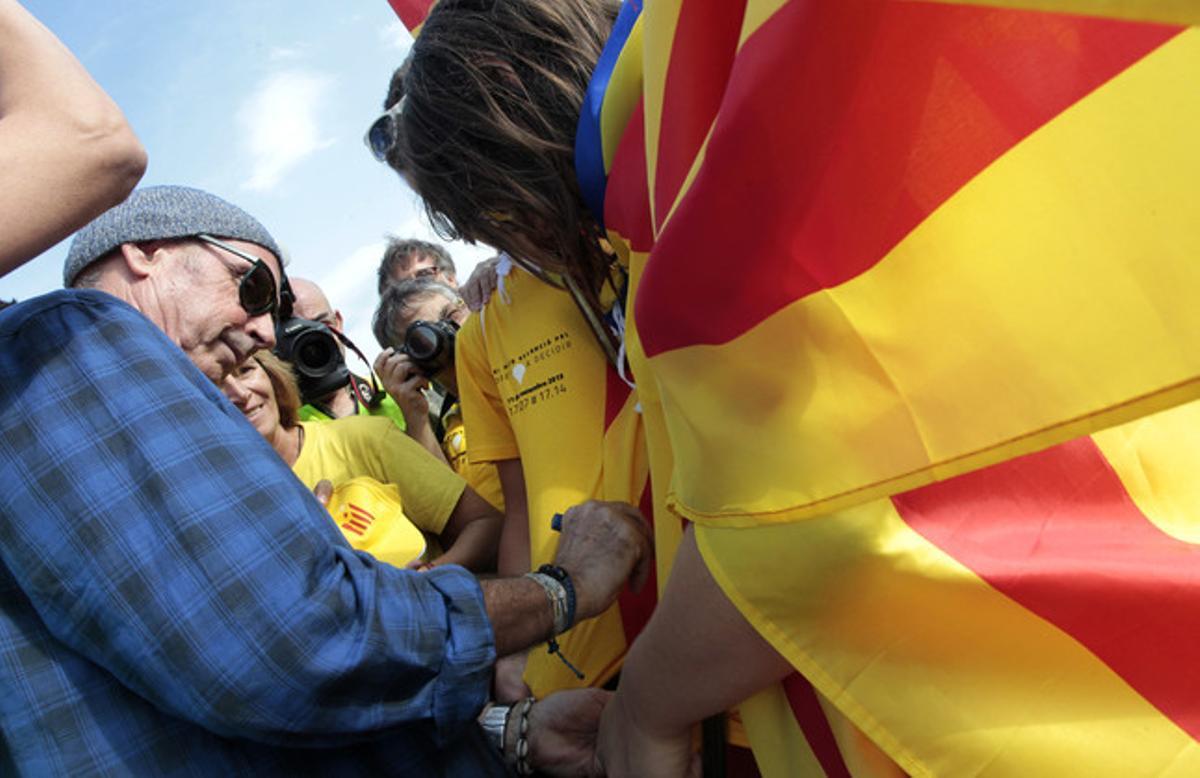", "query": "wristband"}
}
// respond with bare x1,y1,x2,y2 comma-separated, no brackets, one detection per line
523,568,585,680
524,571,568,635
535,564,577,632
477,702,510,754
